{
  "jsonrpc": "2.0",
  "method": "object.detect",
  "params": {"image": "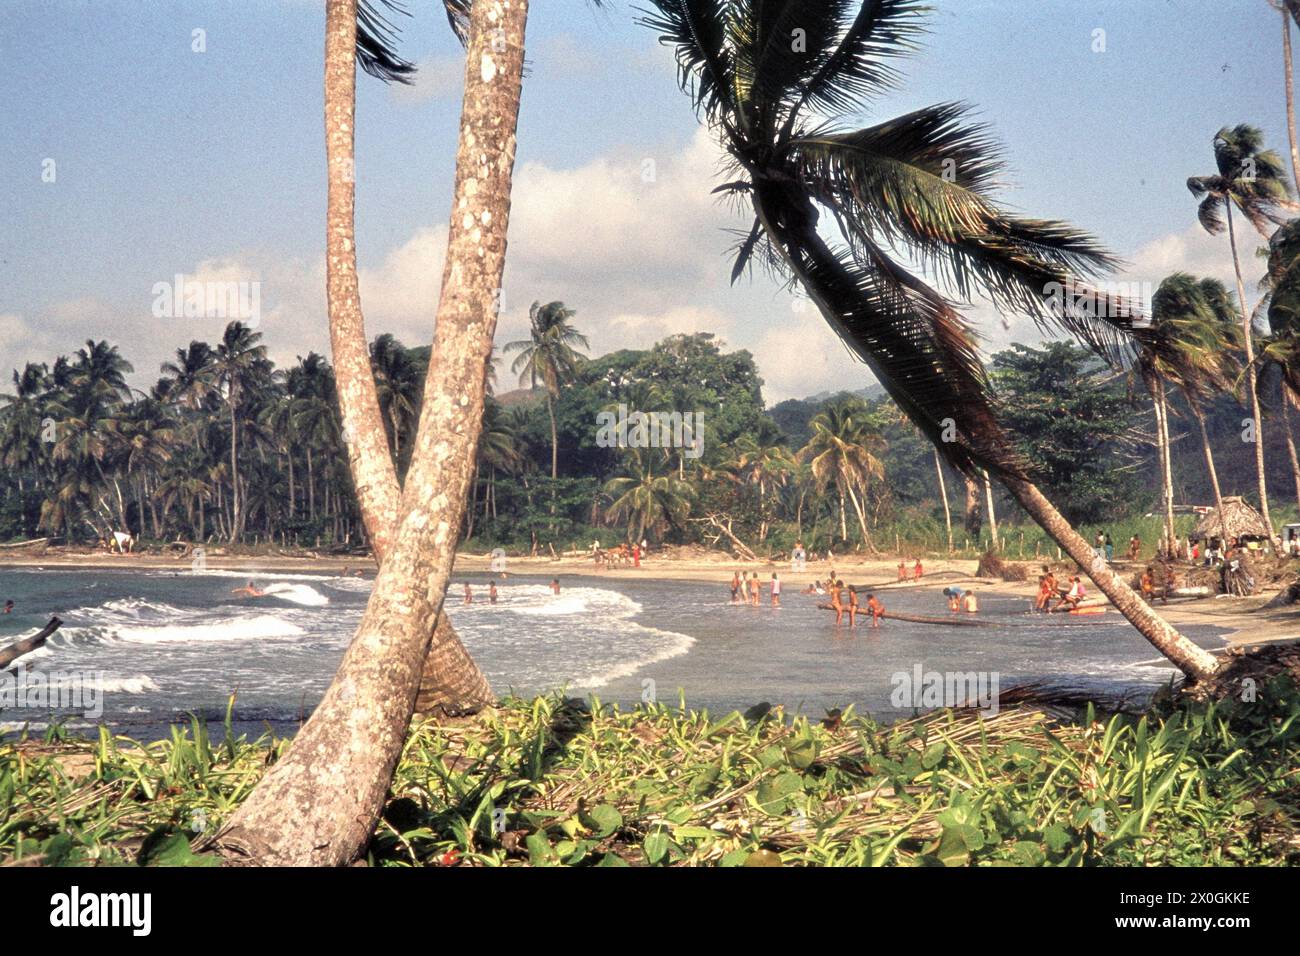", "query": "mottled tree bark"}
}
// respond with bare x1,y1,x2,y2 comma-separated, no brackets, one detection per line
1003,478,1218,681
214,0,527,865
323,0,491,717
